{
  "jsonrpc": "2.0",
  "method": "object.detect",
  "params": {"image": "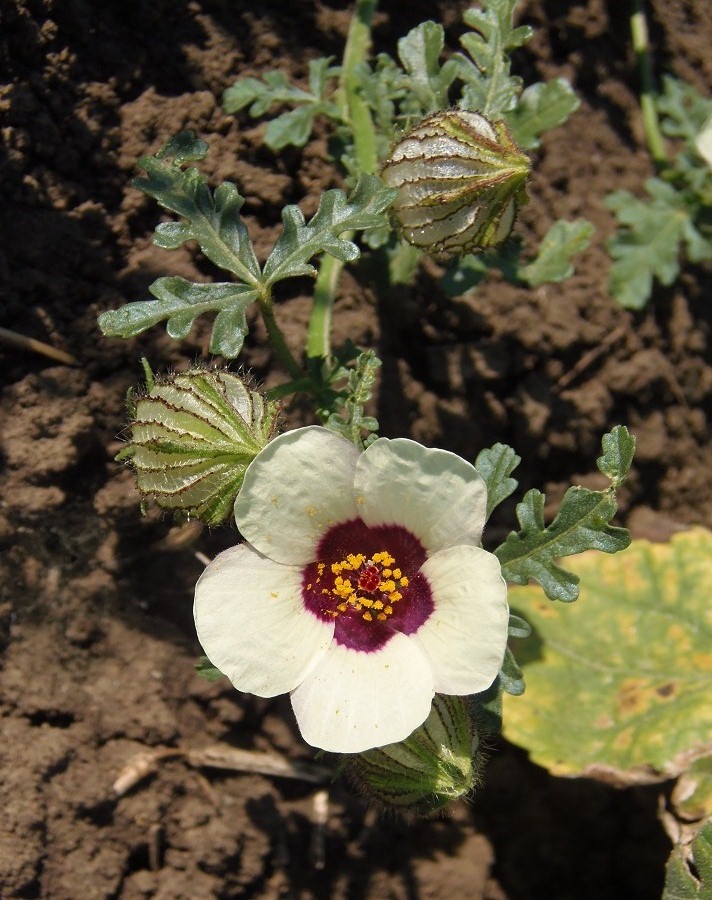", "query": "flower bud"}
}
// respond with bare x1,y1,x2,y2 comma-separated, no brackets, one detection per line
344,694,484,816
380,109,531,256
119,365,279,525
